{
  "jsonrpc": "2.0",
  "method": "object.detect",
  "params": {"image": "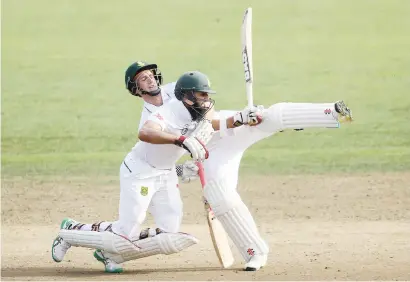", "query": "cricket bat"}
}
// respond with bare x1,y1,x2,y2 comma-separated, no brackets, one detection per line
197,162,234,268
241,7,254,108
